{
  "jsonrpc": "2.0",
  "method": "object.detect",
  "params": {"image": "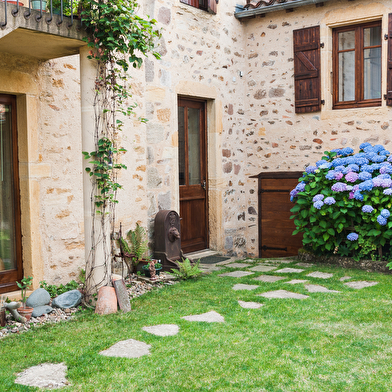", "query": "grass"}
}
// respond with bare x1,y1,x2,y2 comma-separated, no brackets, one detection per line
1,259,392,391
